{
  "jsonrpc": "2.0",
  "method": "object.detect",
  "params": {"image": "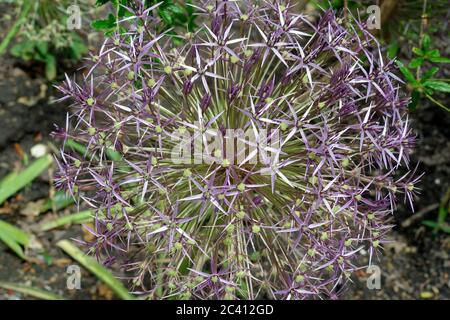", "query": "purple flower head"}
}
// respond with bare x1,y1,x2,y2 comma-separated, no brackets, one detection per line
54,1,420,300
